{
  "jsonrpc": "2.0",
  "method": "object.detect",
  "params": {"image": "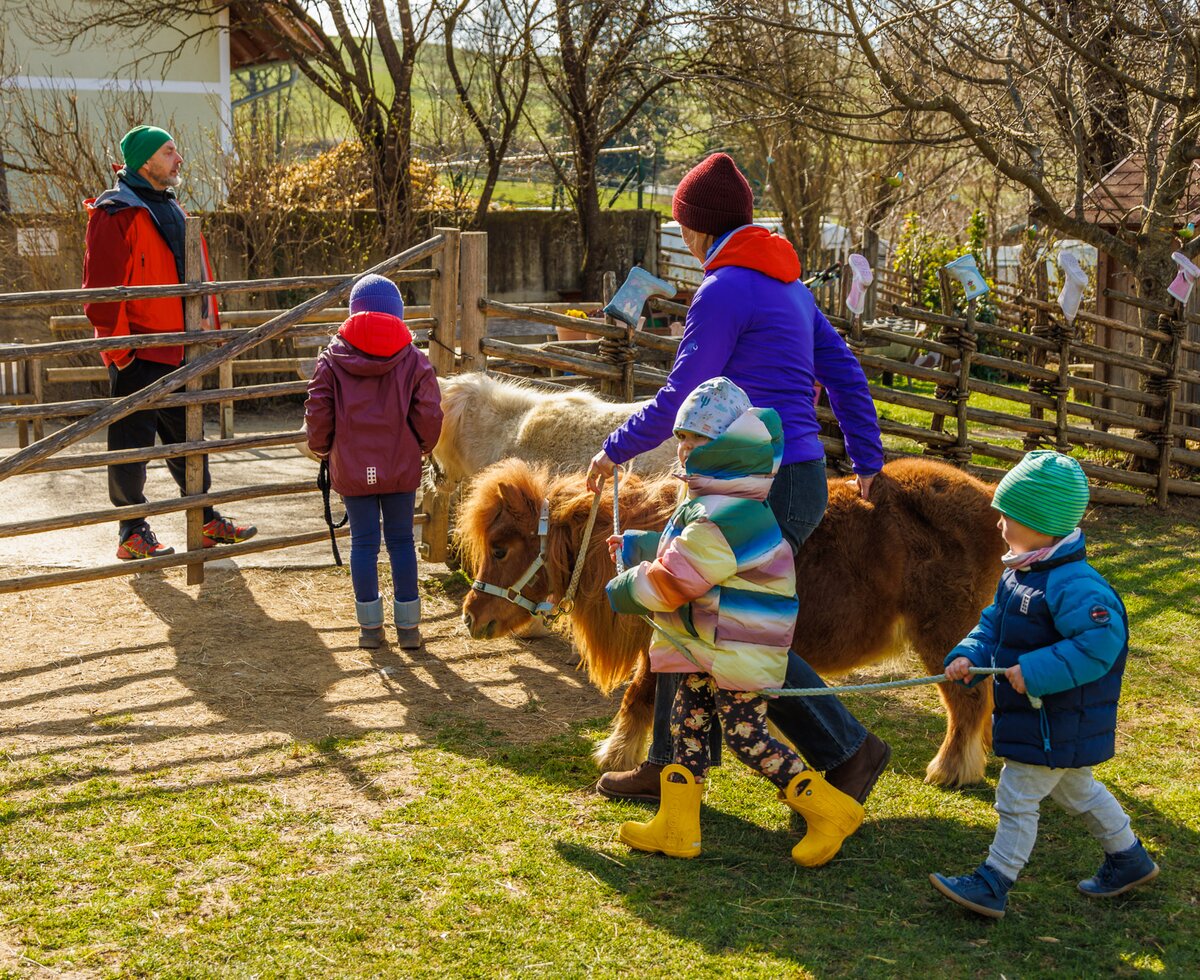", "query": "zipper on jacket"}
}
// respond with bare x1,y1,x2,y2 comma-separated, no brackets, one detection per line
995,582,1054,762
990,587,1019,670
